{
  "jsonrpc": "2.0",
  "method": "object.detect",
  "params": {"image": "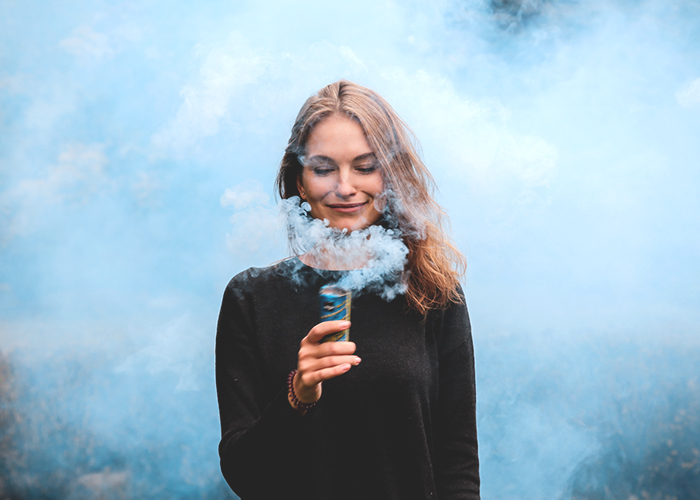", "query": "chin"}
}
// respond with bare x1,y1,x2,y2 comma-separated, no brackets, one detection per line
322,211,382,232
347,218,380,232
324,220,361,232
